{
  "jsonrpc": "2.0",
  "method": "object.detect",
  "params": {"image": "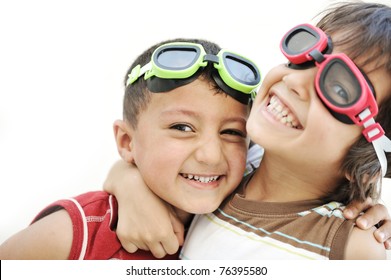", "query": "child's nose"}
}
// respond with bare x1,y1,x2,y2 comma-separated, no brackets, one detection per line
282,68,317,100
194,136,223,166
